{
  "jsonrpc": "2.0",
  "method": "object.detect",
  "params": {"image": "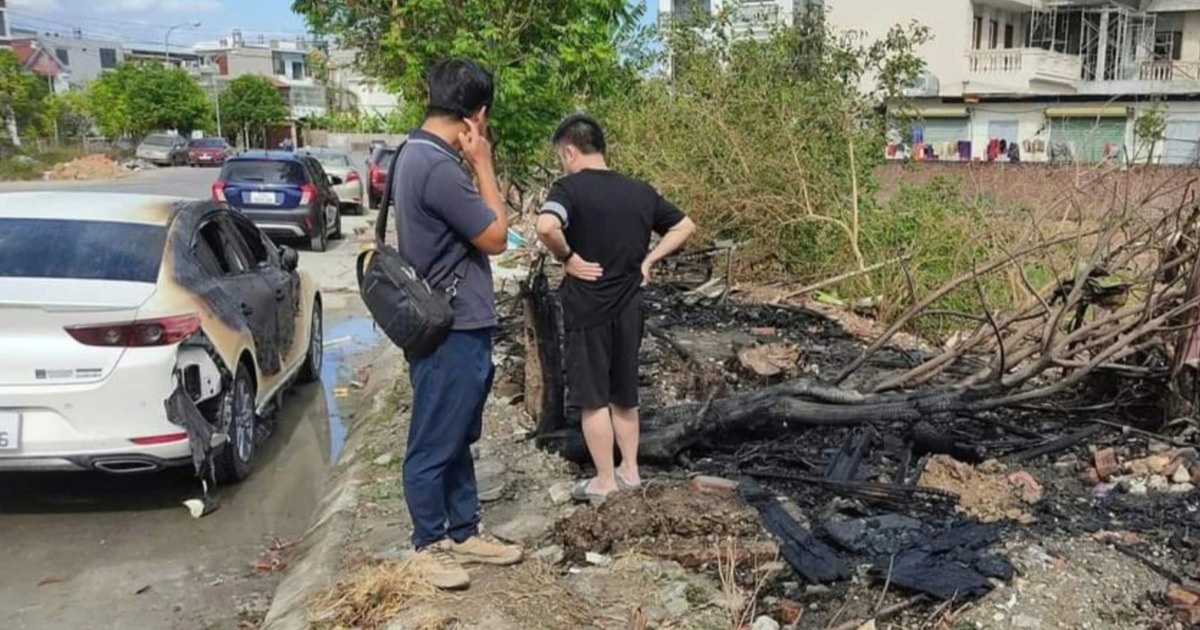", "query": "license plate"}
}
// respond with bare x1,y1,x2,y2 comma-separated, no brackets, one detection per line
199,154,212,160
0,412,20,451
249,191,277,205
